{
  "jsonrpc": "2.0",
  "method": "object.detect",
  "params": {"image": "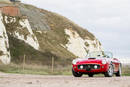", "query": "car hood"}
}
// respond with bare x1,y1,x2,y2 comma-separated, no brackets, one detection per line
74,57,108,64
